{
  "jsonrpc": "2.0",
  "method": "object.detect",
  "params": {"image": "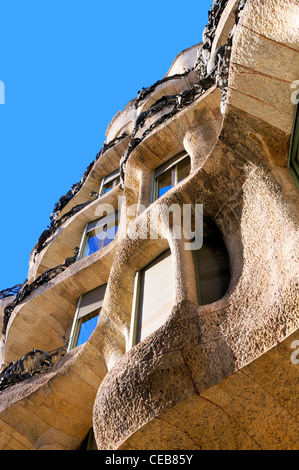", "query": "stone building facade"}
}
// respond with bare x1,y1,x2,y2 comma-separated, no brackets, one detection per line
0,0,298,450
